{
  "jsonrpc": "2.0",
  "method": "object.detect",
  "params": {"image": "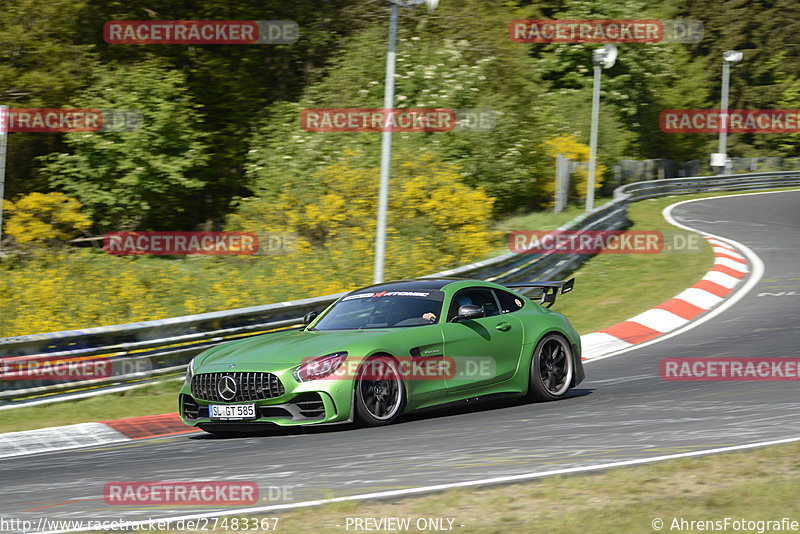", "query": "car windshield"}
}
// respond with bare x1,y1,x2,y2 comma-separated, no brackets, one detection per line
312,290,445,330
